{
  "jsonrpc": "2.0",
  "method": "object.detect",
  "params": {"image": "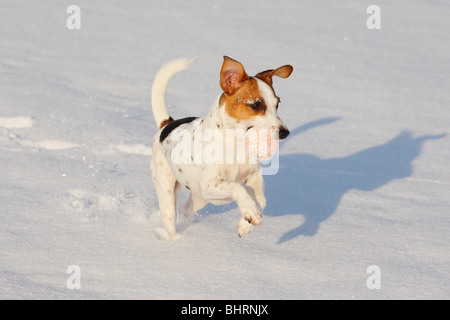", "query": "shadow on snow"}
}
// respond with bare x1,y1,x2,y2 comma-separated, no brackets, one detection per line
264,118,445,244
